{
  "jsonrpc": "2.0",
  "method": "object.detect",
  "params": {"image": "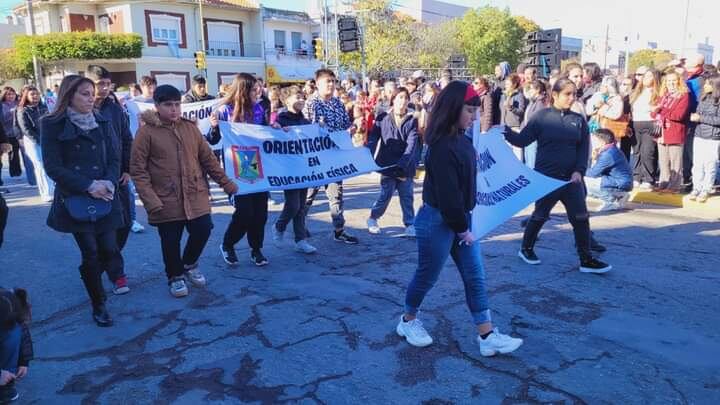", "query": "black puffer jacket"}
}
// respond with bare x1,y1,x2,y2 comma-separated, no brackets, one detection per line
15,103,49,143
695,97,720,141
